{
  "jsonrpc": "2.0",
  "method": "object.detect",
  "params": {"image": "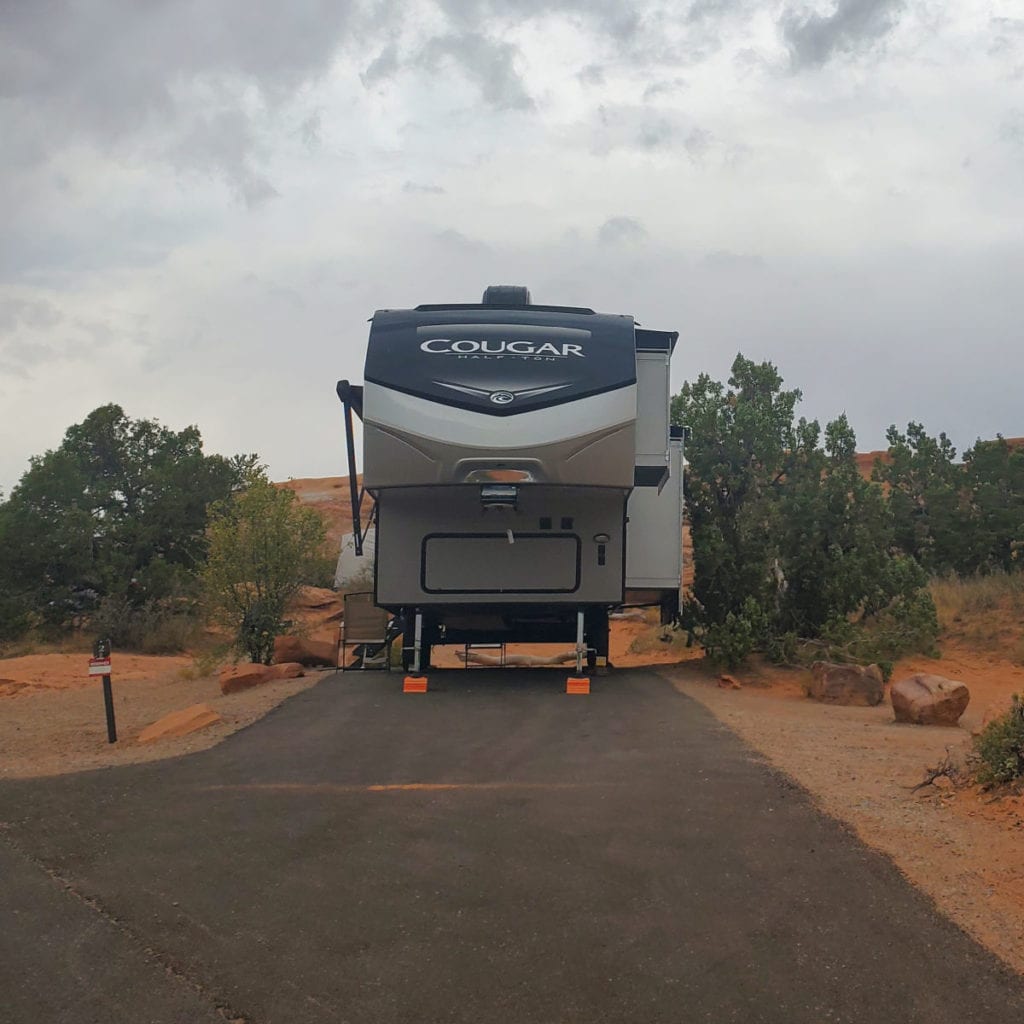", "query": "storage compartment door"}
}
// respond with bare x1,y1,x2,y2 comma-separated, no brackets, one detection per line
422,534,580,594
